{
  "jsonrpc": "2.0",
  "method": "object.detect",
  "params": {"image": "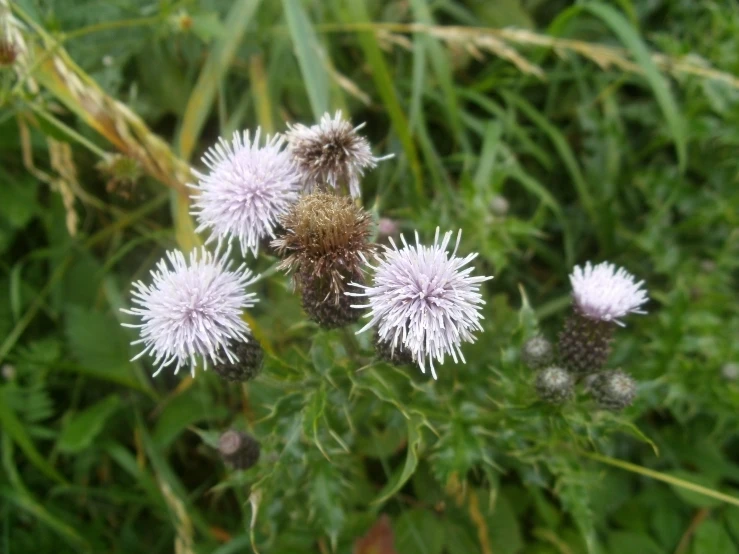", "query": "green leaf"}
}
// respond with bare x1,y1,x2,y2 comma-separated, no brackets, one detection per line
607,531,663,554
691,519,738,554
282,0,330,119
372,415,423,505
153,388,227,449
394,509,444,554
58,396,121,453
582,3,687,172
66,306,130,371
